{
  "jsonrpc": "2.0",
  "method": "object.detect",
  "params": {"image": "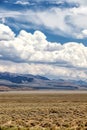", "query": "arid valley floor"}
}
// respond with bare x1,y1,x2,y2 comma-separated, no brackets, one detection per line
0,91,87,130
